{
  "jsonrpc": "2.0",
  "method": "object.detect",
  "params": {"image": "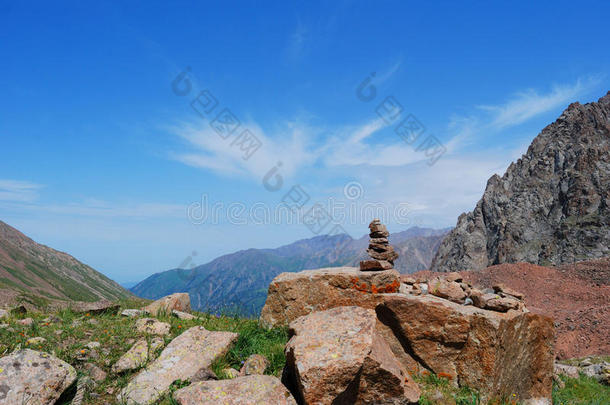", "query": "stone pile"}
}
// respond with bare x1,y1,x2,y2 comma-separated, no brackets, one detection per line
400,273,527,313
262,262,554,403
359,219,399,271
